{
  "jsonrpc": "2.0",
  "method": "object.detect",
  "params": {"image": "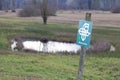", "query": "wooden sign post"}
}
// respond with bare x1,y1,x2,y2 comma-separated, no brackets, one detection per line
76,13,92,80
